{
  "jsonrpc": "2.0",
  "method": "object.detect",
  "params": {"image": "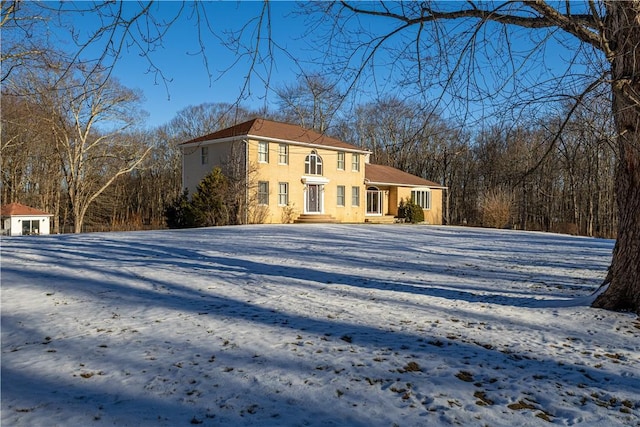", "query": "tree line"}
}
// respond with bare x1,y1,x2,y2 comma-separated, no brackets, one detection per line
2,71,617,237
